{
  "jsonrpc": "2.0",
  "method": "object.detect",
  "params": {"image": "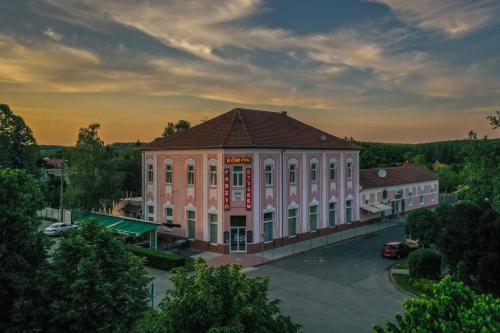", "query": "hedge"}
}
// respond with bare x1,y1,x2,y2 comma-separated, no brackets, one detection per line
408,248,441,280
124,244,186,271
